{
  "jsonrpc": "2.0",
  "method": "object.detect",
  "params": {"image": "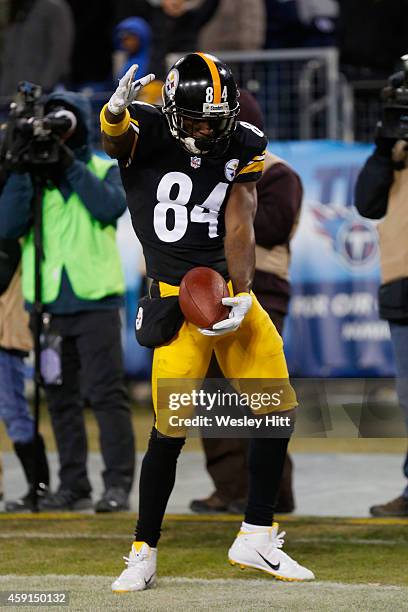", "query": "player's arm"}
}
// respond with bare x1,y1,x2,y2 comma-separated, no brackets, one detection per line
198,181,257,336
100,64,155,160
101,108,135,160
224,181,257,294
